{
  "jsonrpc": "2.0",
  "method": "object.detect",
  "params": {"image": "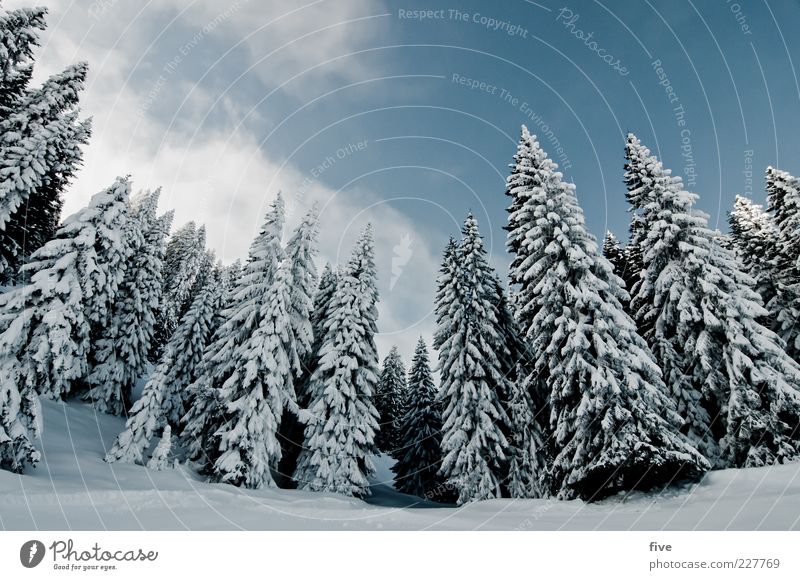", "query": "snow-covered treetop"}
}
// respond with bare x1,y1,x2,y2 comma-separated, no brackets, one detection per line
624,133,699,215
0,5,47,88
346,223,376,282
